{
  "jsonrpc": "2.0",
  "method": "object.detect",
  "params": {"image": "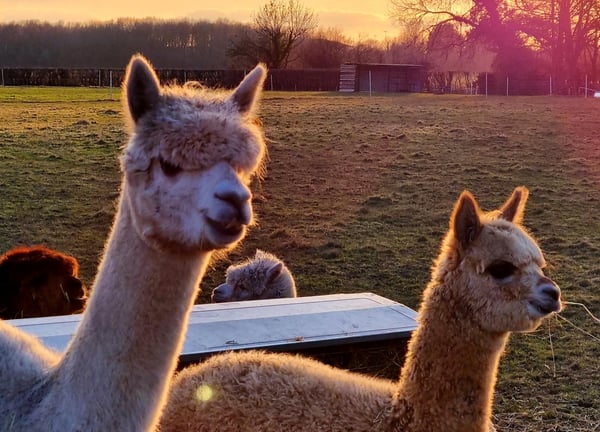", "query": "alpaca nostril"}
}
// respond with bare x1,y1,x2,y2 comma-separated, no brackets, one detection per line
215,183,251,209
541,285,560,302
214,181,252,226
